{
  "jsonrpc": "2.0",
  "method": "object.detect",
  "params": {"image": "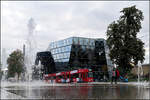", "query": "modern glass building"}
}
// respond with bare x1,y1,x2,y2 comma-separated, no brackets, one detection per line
46,37,113,80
